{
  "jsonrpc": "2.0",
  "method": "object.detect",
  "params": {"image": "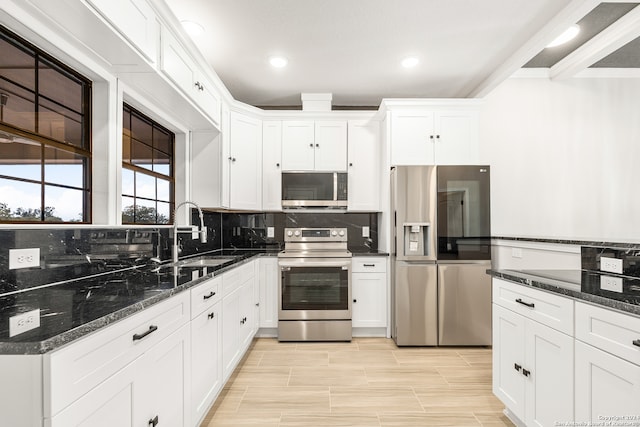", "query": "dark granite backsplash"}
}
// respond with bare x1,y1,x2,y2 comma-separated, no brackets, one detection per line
0,211,378,296
581,246,640,278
